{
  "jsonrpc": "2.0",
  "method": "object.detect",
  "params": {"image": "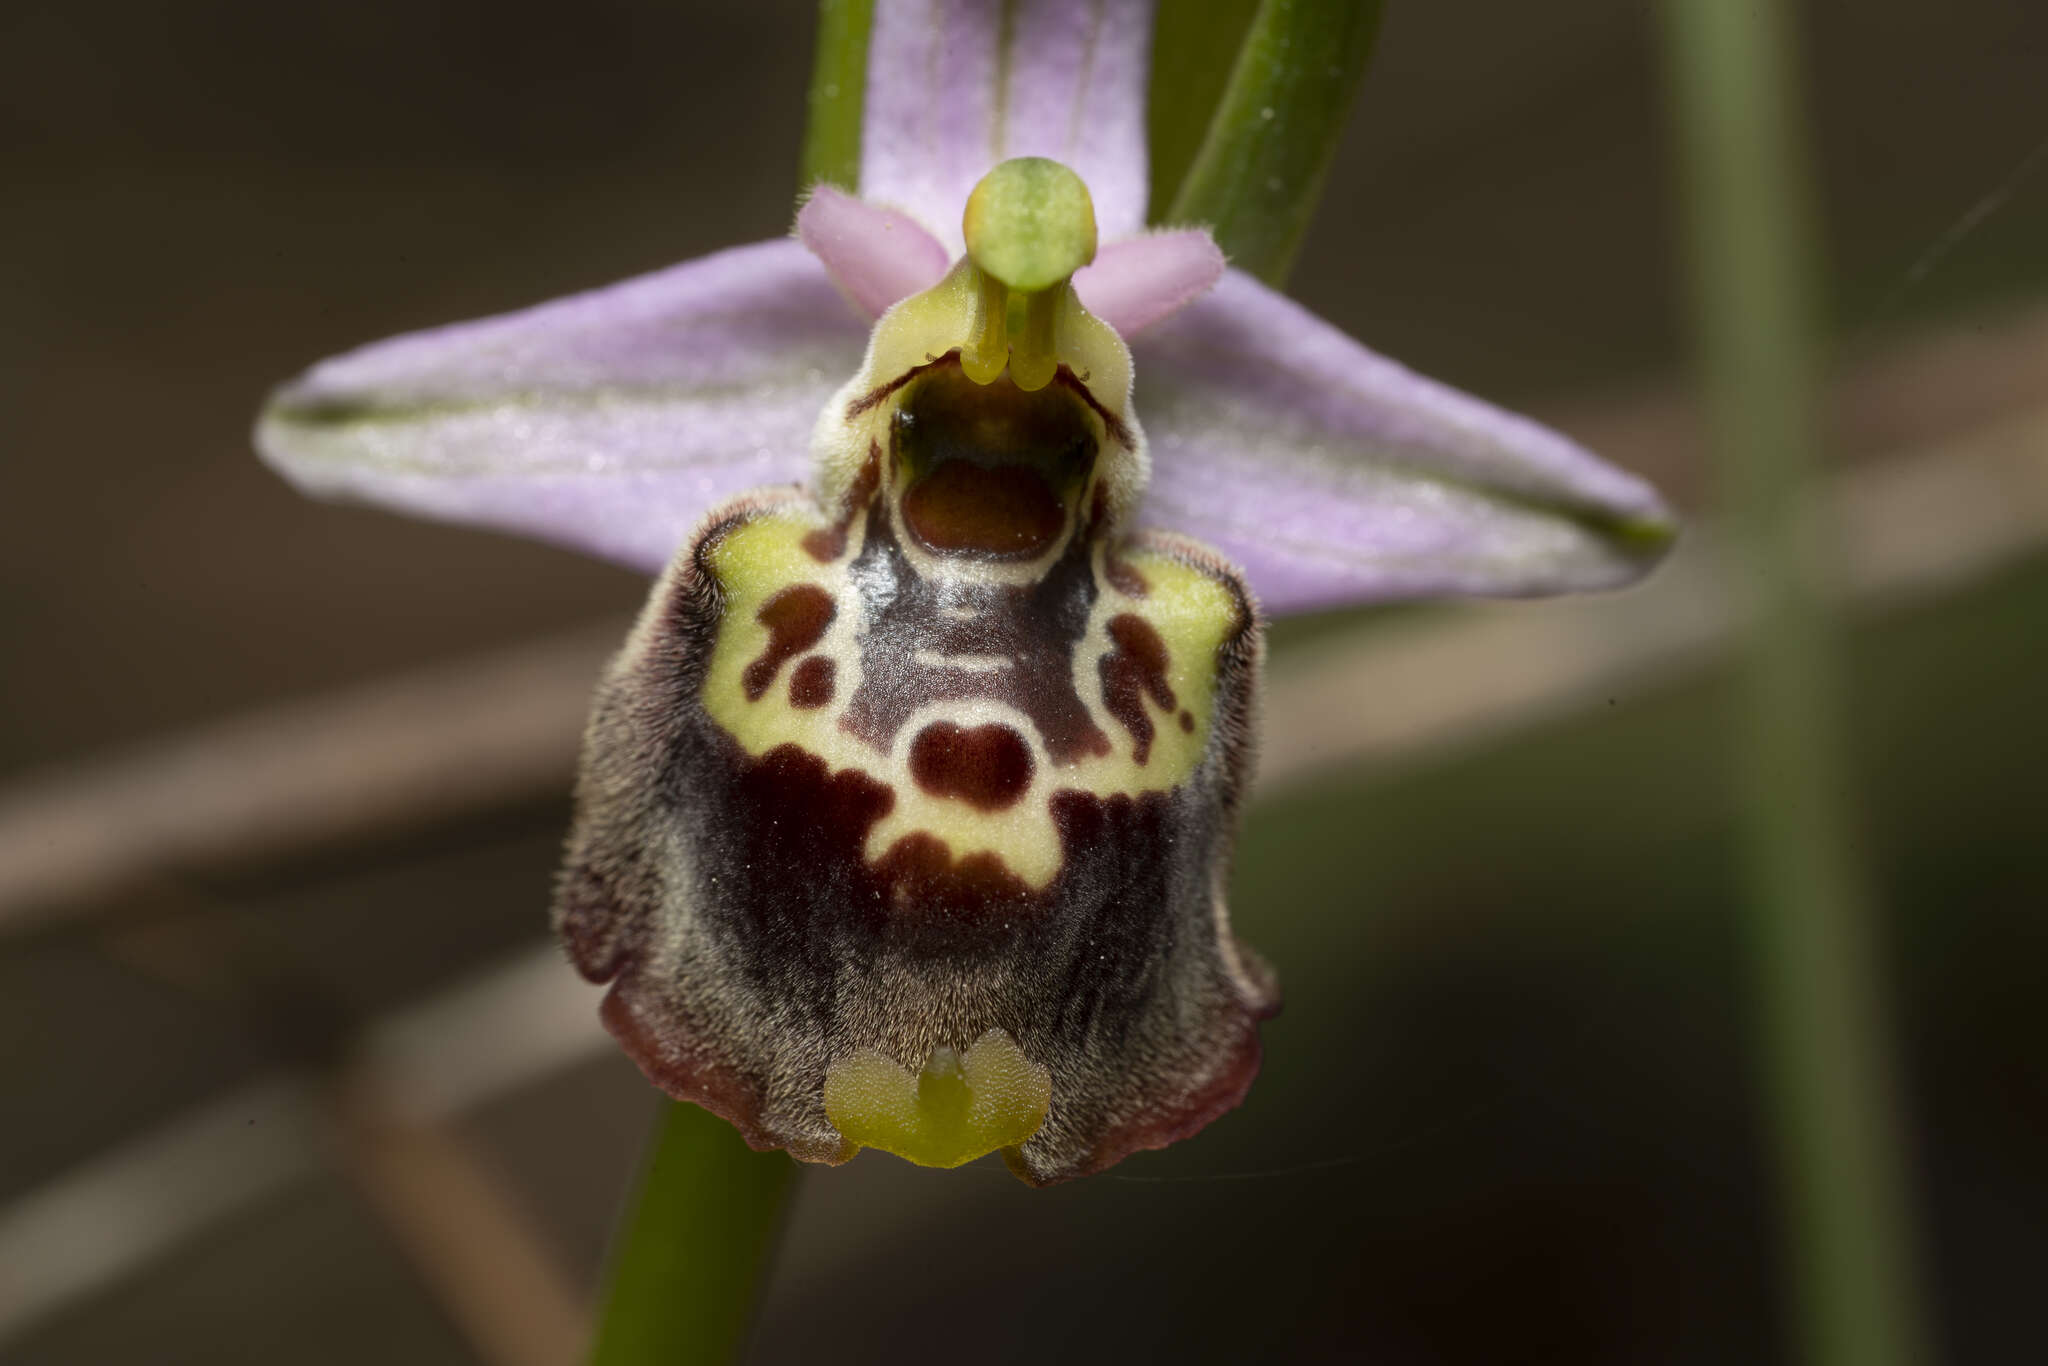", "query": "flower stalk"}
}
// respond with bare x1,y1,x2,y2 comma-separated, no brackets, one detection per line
1659,3,1929,1364
588,1103,795,1366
